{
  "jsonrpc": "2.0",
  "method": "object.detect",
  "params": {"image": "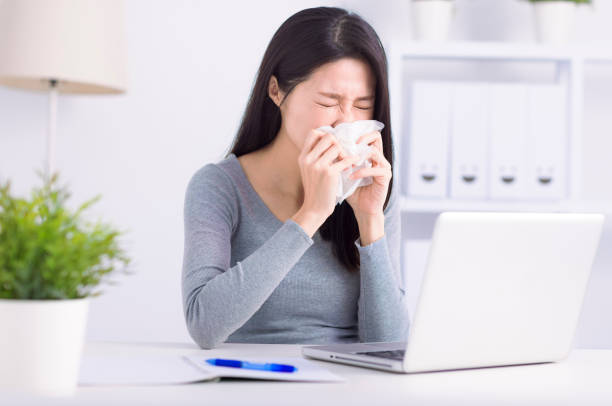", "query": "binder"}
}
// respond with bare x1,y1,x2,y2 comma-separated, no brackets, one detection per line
488,83,529,200
525,84,567,200
449,82,488,199
405,81,451,198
